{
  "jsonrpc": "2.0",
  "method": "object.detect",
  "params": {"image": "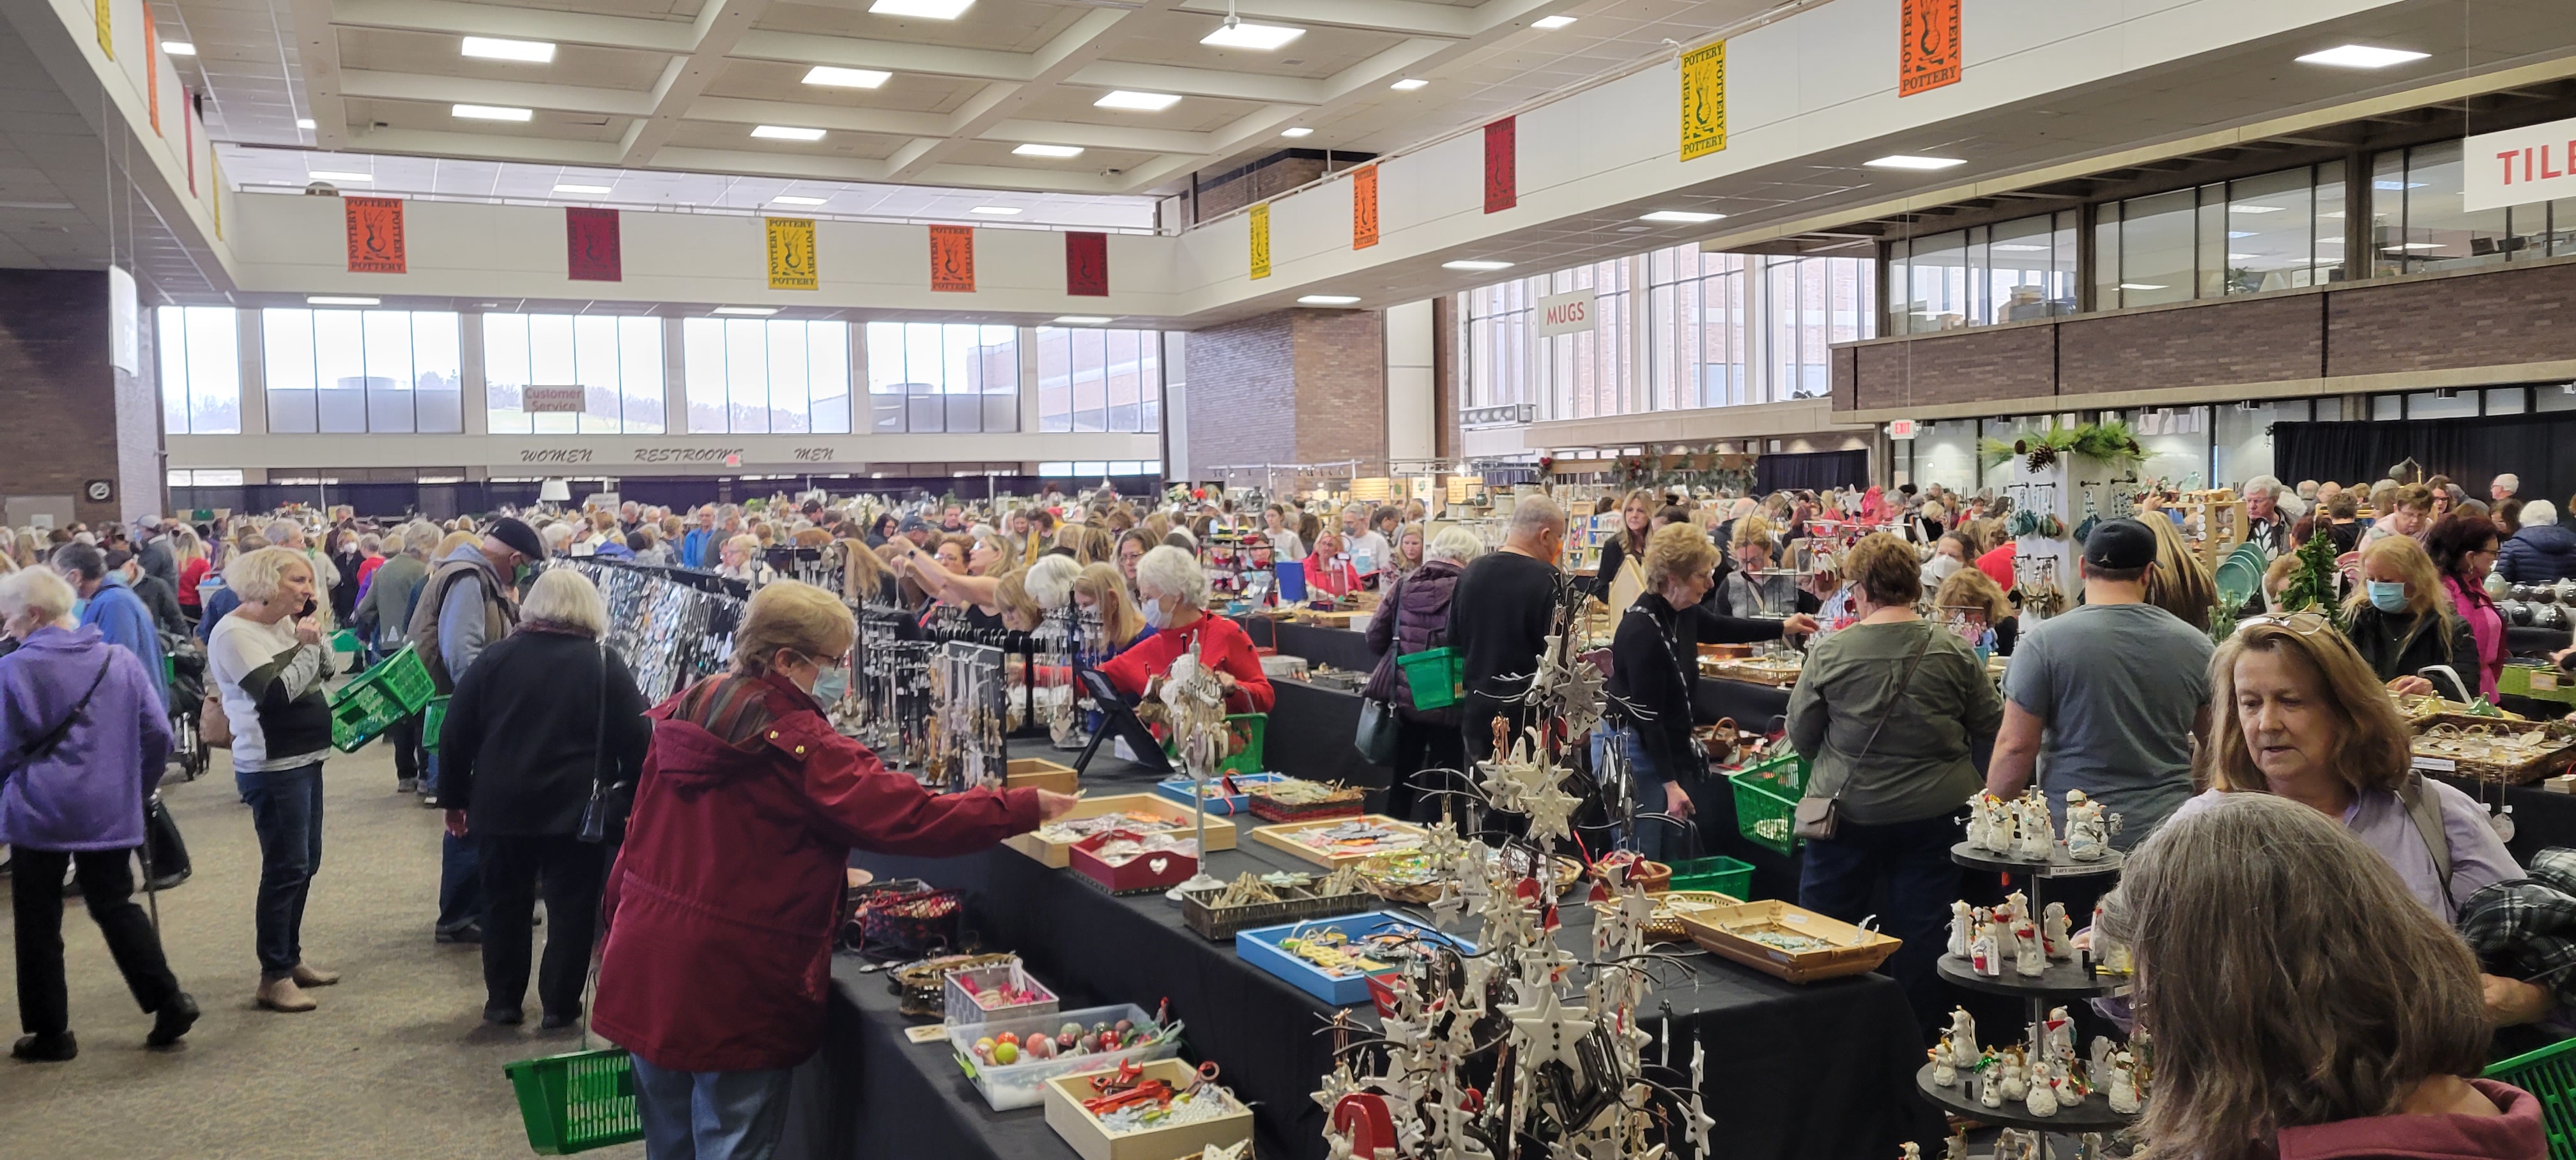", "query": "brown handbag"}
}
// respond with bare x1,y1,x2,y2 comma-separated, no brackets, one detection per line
1793,625,1931,841
198,687,233,749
